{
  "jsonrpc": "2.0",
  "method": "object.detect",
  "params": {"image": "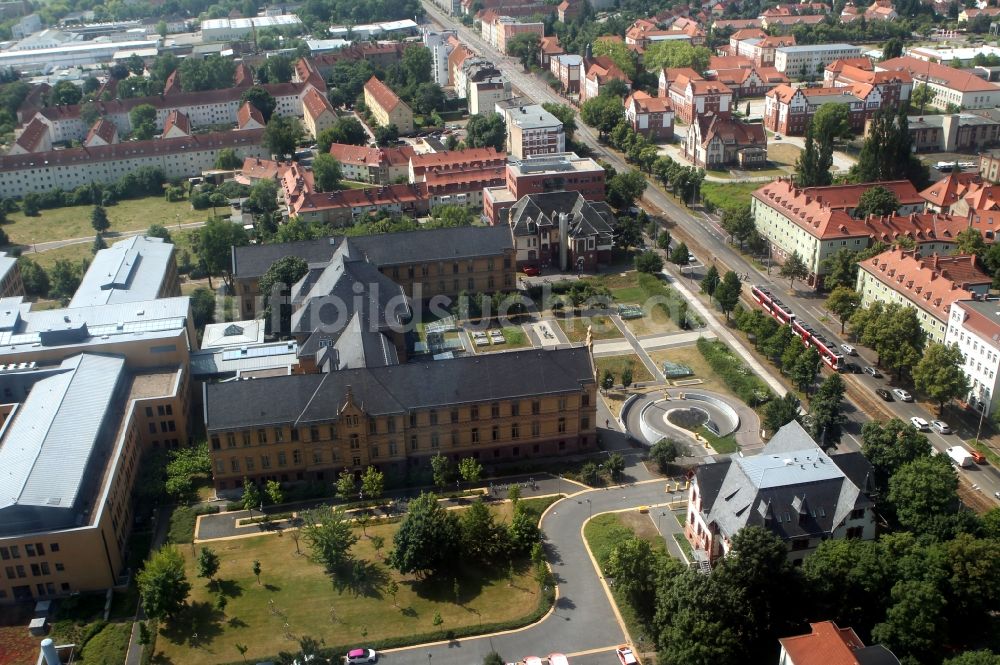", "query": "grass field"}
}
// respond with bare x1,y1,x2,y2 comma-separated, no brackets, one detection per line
25,227,201,273
583,512,666,659
7,197,212,246
766,142,802,168
595,354,653,384
155,503,544,665
556,315,622,343
648,345,739,399
699,426,738,454
622,304,679,337
701,182,762,213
